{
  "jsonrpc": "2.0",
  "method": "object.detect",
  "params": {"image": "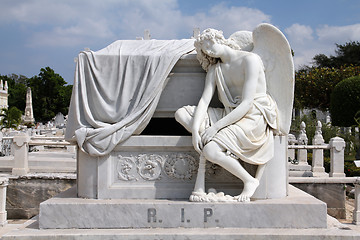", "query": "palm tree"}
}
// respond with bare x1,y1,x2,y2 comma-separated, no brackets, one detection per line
0,107,22,129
